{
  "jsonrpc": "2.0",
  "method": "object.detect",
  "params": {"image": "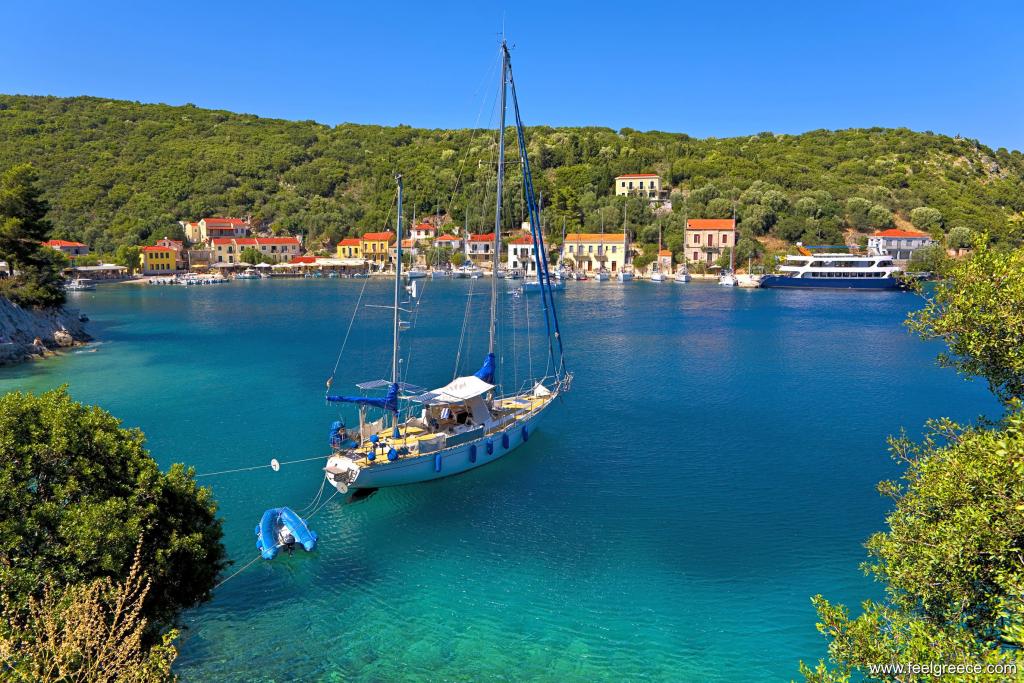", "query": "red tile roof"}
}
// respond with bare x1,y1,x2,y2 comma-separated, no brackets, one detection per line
43,239,87,248
141,245,175,253
338,238,361,246
400,238,416,248
413,223,436,232
616,173,659,179
290,256,317,264
468,233,496,242
361,231,395,241
202,217,248,226
658,249,672,257
509,235,534,244
687,219,736,230
873,229,931,238
435,234,461,242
